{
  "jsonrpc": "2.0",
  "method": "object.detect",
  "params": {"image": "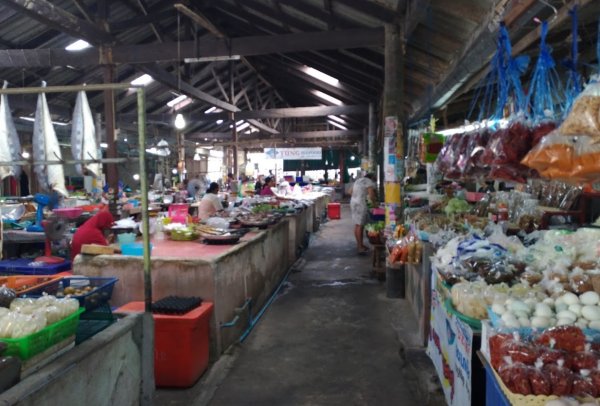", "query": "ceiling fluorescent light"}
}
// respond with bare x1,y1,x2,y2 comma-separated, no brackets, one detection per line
205,106,219,114
313,90,343,106
216,119,223,125
184,55,241,63
167,94,188,107
236,122,250,132
328,120,347,130
100,143,108,148
65,39,91,51
19,116,68,126
304,66,339,86
131,74,154,86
